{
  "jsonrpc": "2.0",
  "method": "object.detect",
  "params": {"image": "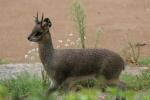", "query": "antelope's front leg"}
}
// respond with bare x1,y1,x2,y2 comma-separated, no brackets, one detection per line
46,80,59,95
